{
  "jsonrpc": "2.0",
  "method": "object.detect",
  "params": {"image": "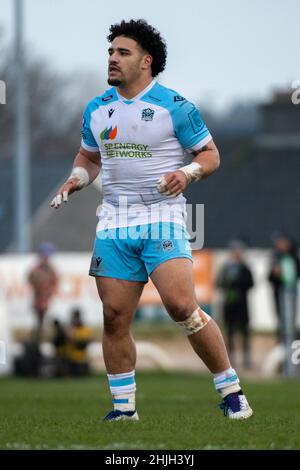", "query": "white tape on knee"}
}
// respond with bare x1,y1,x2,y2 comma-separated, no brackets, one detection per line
177,308,211,335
